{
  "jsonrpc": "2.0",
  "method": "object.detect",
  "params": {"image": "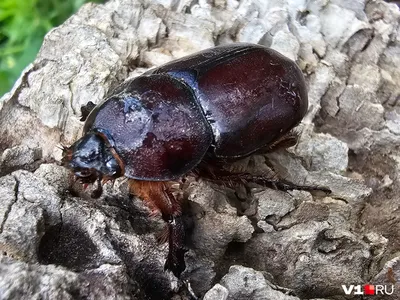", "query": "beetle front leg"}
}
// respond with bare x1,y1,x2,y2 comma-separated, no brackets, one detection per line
80,101,96,121
128,179,187,278
163,214,187,277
